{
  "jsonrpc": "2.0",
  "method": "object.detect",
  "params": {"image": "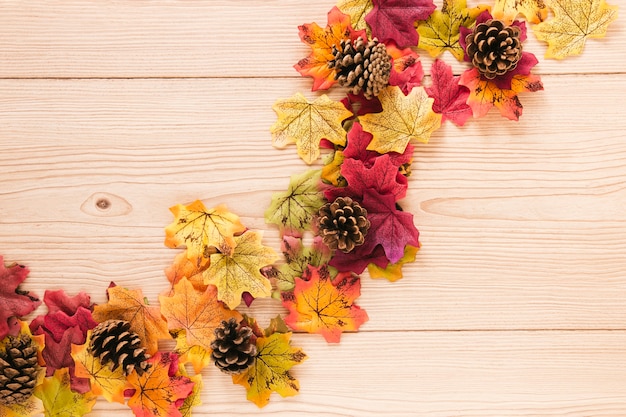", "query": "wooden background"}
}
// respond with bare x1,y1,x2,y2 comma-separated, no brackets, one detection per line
1,1,625,415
